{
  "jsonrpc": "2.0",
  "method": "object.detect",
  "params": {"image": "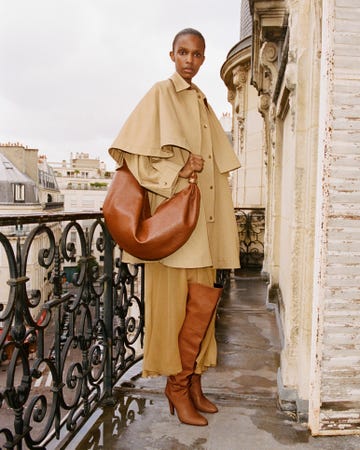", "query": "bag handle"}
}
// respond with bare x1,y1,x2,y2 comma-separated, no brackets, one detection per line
188,172,198,184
